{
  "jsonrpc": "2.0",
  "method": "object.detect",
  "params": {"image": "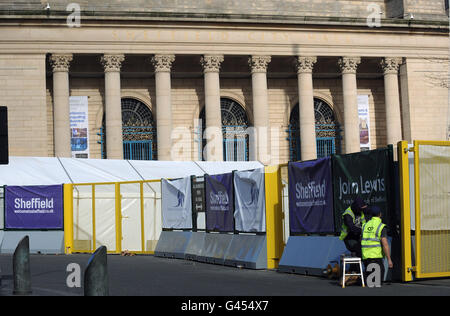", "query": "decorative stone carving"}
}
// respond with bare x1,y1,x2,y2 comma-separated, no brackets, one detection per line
49,54,73,72
151,54,175,72
381,57,402,74
200,55,224,73
248,55,271,73
338,57,361,74
295,56,317,73
100,54,125,72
